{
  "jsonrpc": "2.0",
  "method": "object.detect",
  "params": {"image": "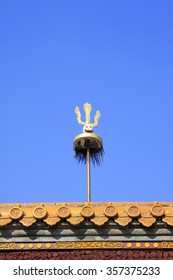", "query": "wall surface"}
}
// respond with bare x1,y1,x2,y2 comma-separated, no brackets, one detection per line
0,249,173,260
